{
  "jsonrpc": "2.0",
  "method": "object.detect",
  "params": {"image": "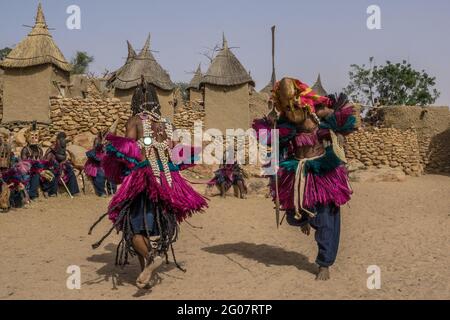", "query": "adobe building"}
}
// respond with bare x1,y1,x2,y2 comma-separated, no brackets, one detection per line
108,34,175,120
187,64,203,104
0,3,71,123
200,35,254,132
